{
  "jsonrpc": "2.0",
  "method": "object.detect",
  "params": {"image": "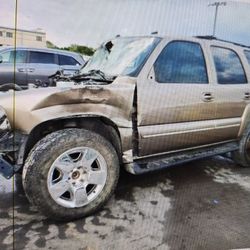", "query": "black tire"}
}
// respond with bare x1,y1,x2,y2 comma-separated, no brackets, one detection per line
22,128,120,221
232,127,250,167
